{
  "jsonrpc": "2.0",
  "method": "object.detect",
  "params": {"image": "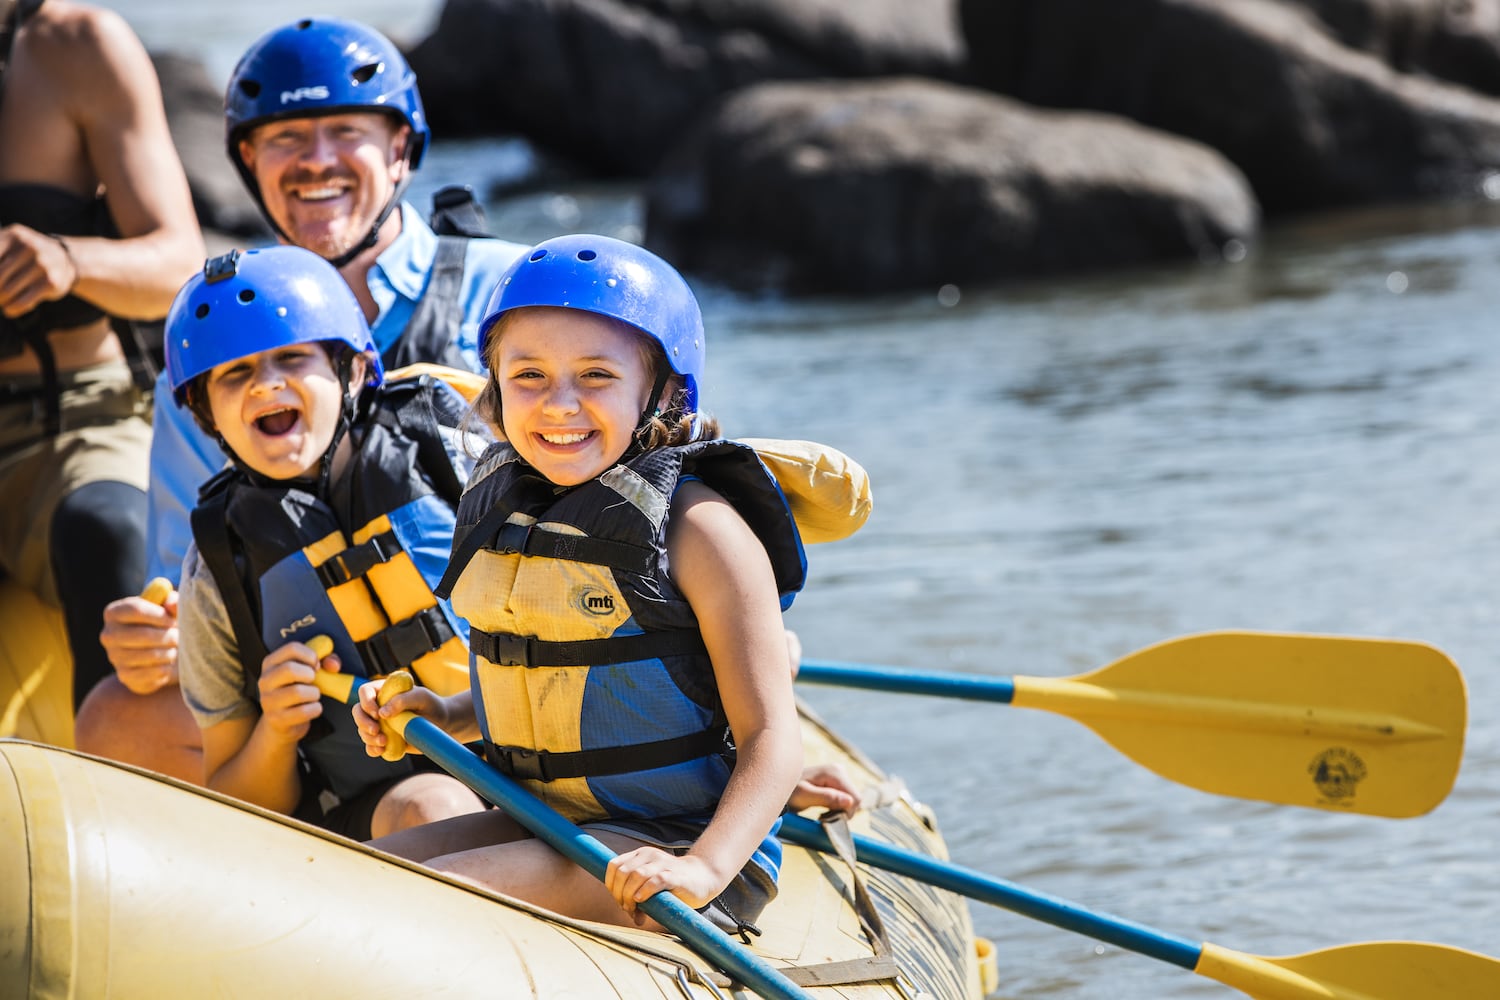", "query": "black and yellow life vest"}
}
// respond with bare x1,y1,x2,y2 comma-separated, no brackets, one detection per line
436,438,807,826
191,368,487,800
